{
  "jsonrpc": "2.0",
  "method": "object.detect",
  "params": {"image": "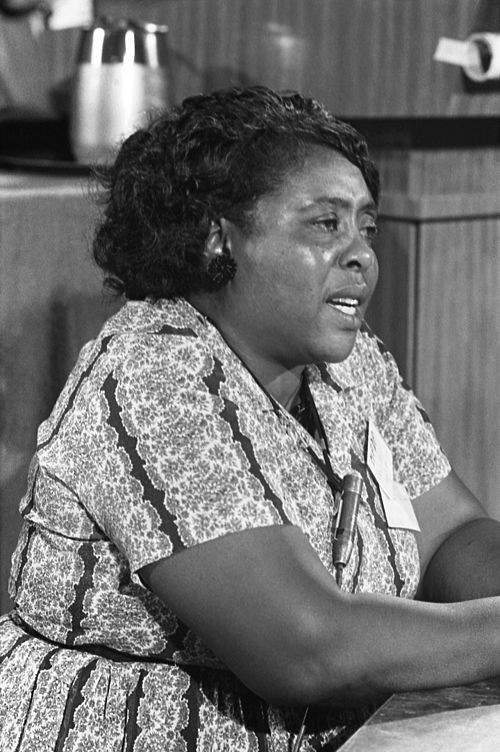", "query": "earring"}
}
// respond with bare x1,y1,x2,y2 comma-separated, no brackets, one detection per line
206,246,237,289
